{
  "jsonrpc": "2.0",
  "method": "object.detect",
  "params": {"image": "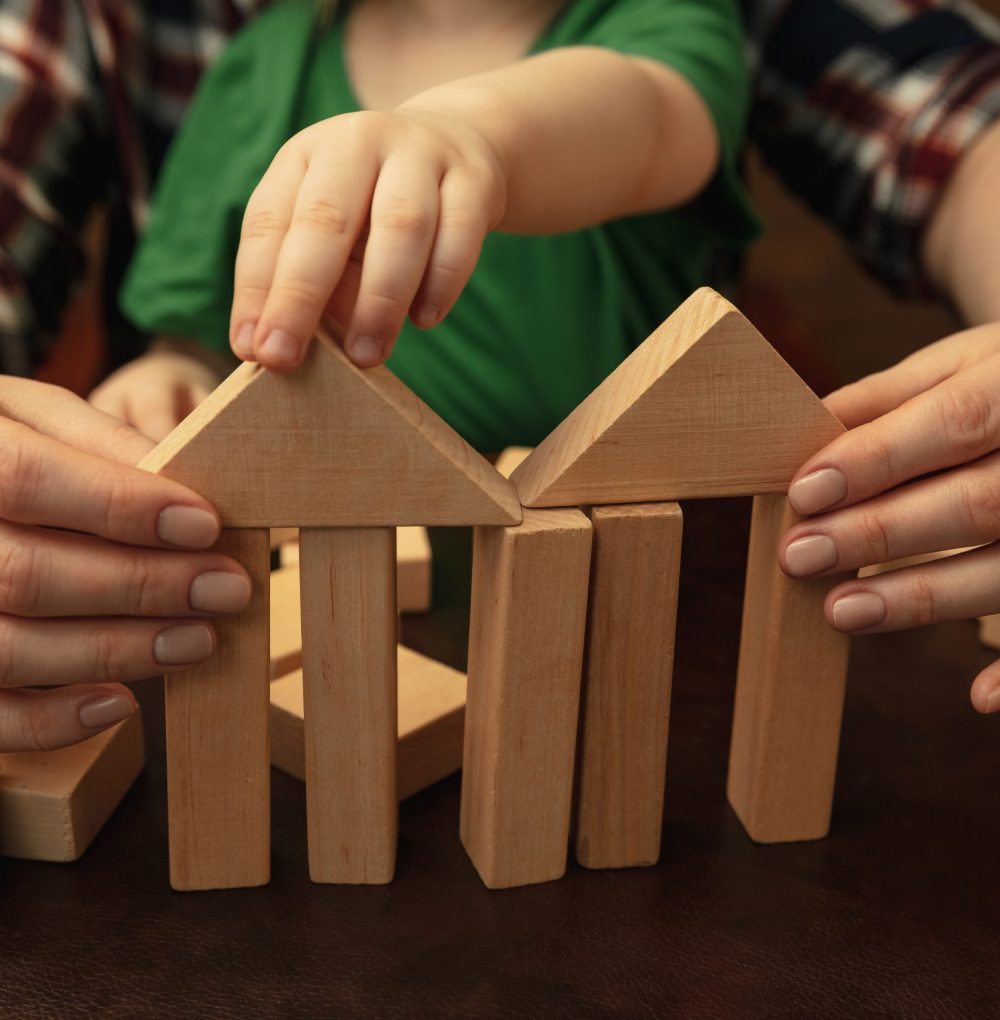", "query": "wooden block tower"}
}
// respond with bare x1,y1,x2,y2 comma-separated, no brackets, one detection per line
138,336,521,890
